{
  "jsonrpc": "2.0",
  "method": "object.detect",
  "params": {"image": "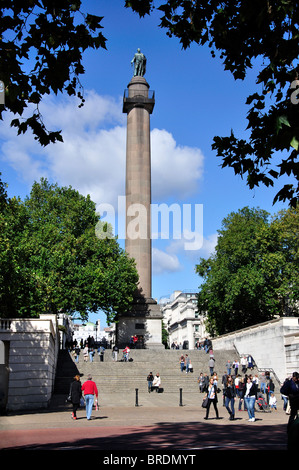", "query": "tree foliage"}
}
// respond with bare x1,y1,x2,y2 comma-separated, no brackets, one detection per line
196,206,299,336
0,178,139,323
0,0,106,145
2,1,298,204
126,0,299,206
